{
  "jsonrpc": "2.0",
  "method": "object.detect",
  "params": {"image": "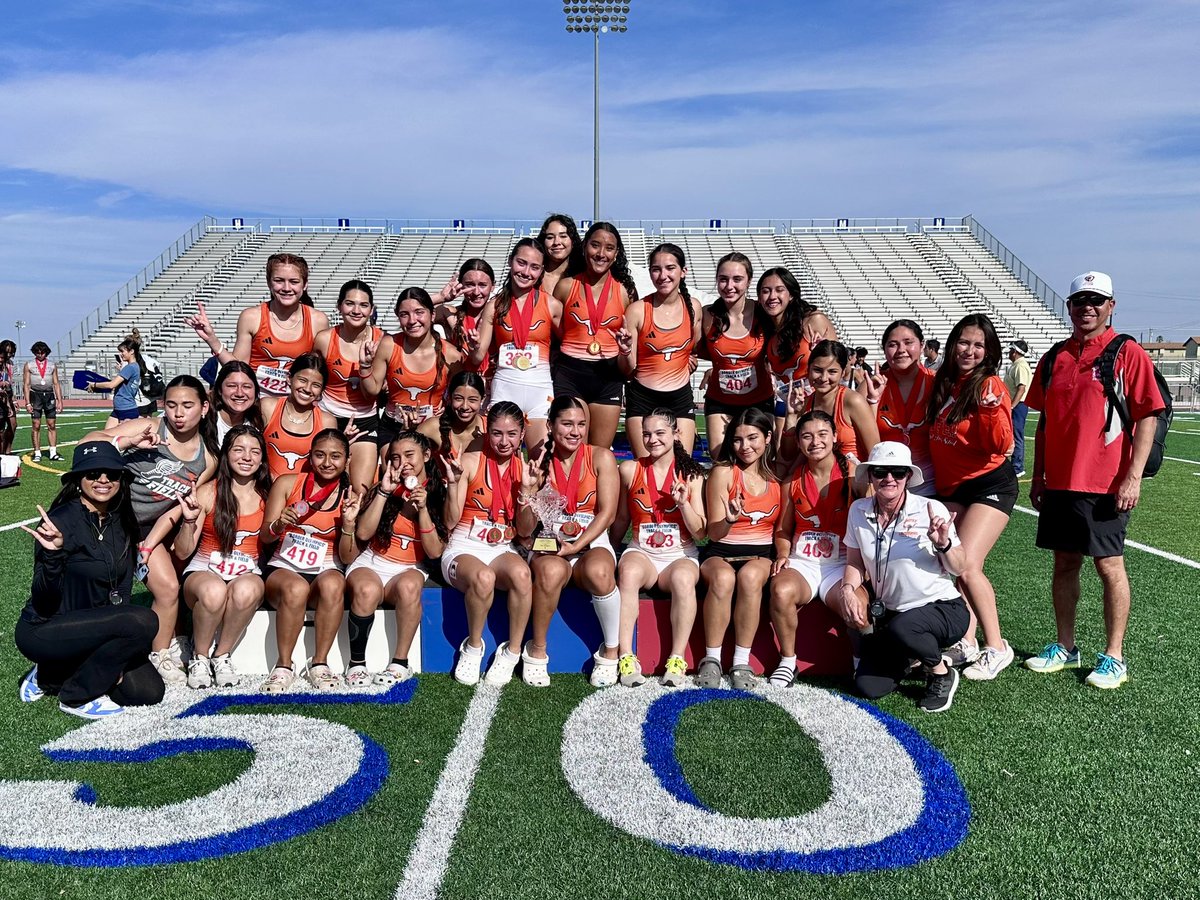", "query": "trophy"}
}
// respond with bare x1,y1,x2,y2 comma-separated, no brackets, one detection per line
528,482,569,553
